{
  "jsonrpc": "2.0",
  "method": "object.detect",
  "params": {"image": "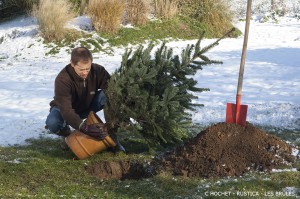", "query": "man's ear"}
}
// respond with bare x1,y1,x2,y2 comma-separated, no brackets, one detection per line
70,60,75,67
